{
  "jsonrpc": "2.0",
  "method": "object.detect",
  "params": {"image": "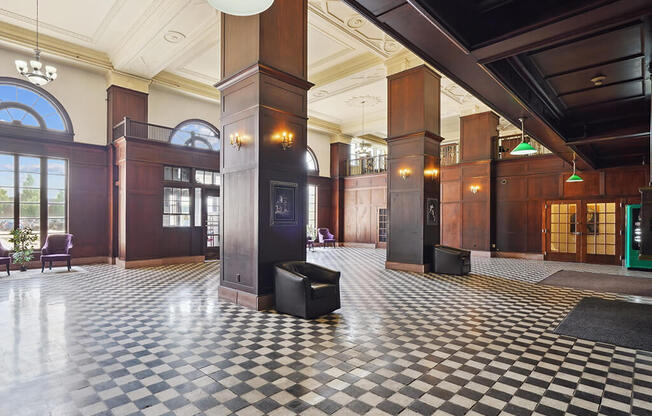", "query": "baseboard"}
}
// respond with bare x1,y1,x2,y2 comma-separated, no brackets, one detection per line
8,256,111,271
493,251,544,260
218,286,274,311
385,261,430,273
116,255,205,269
340,242,377,248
